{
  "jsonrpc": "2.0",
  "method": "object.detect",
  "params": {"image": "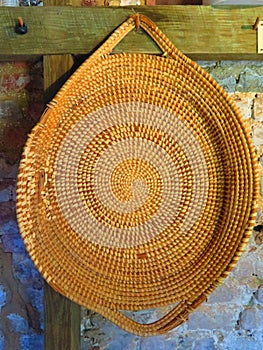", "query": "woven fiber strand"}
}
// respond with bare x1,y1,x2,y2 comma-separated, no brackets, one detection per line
16,14,259,336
